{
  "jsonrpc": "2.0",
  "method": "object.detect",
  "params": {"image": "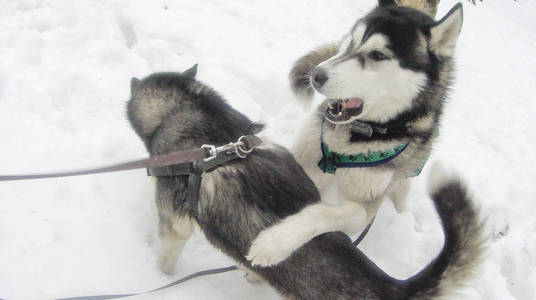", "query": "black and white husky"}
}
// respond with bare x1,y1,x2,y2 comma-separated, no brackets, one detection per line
127,66,484,299
247,1,466,267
